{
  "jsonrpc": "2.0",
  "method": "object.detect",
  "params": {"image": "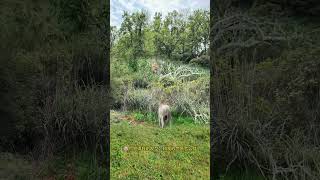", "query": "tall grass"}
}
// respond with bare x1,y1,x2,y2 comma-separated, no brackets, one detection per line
38,85,108,156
